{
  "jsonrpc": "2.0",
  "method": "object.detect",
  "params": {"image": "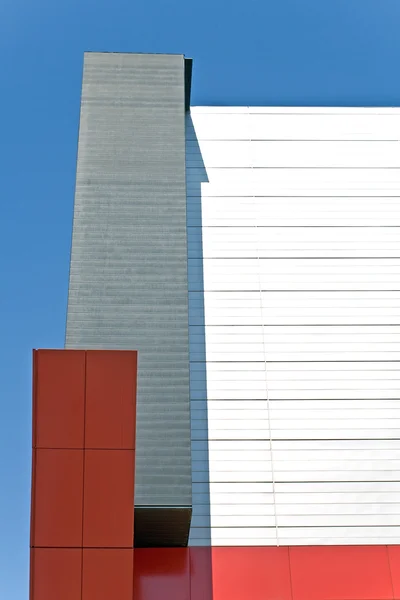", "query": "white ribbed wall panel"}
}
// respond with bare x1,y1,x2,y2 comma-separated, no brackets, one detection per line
186,107,400,546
